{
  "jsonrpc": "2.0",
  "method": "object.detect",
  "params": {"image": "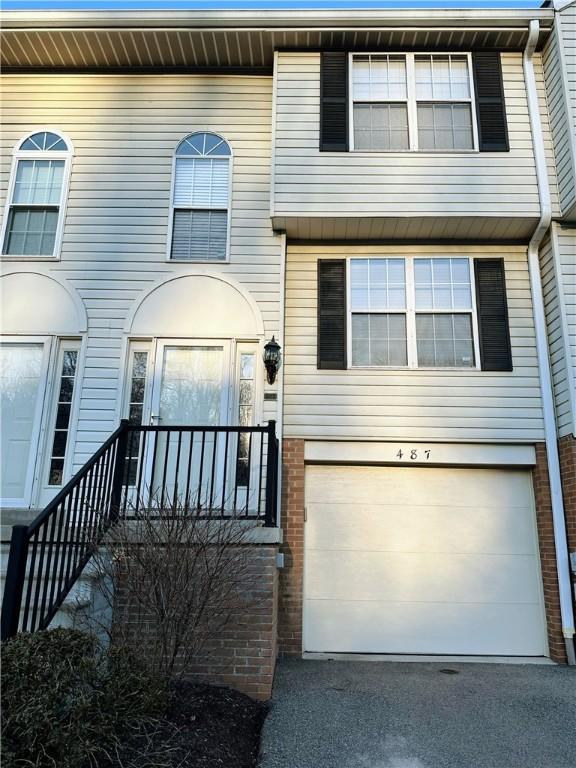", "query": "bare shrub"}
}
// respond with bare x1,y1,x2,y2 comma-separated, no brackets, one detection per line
88,496,258,681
